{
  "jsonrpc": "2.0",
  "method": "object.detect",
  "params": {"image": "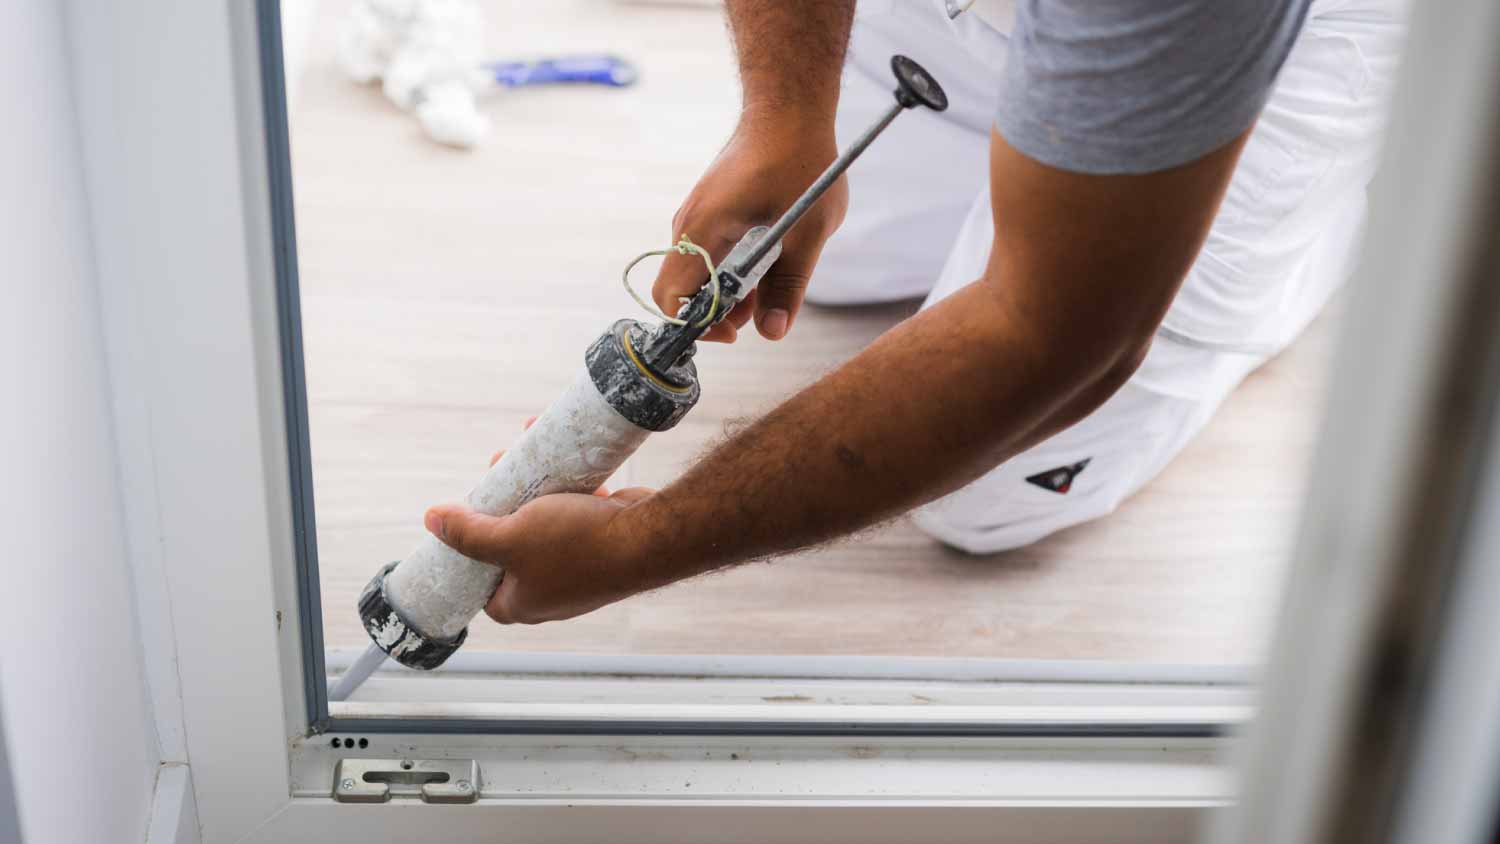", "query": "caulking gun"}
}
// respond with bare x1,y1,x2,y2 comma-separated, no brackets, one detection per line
330,55,948,702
